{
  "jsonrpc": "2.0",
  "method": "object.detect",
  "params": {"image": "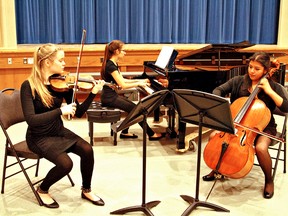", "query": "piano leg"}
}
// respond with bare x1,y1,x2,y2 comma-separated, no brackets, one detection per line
154,106,186,150
177,121,186,150
166,107,177,138
154,106,178,138
153,107,160,122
